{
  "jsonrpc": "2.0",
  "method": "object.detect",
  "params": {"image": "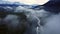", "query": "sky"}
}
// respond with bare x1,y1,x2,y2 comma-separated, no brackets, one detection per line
5,0,49,5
